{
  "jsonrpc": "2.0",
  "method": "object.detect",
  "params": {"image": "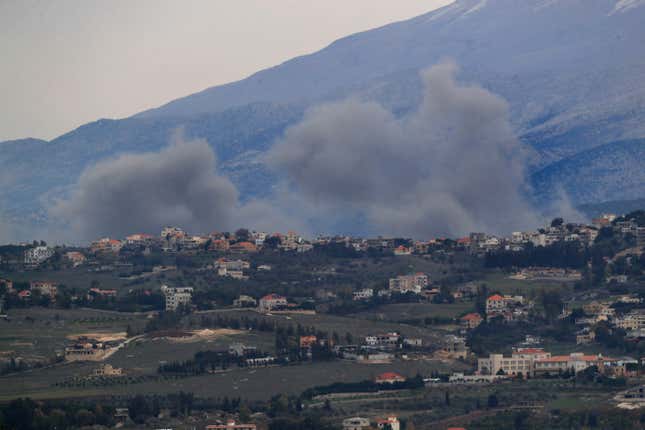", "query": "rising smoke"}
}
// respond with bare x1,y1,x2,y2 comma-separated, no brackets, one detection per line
50,134,309,241
52,62,550,241
51,135,240,240
266,61,541,237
